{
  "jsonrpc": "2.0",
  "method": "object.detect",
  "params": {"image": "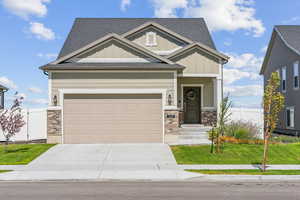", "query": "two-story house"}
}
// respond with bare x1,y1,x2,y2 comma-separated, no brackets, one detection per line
260,25,300,136
40,18,229,144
